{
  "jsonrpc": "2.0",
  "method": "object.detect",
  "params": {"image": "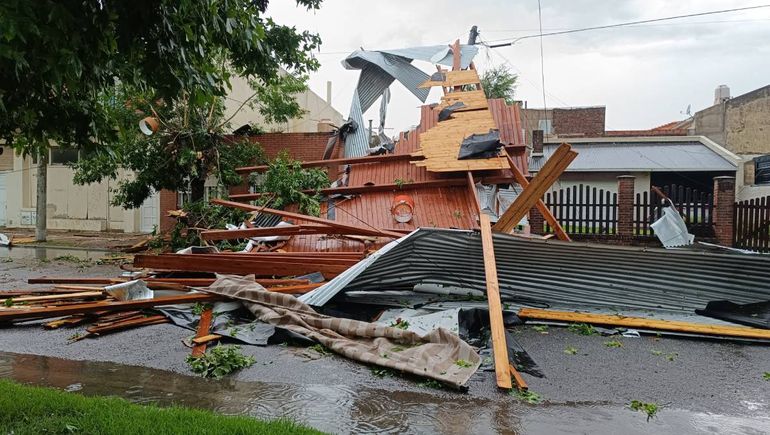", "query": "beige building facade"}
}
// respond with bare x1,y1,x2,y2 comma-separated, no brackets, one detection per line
0,79,343,232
